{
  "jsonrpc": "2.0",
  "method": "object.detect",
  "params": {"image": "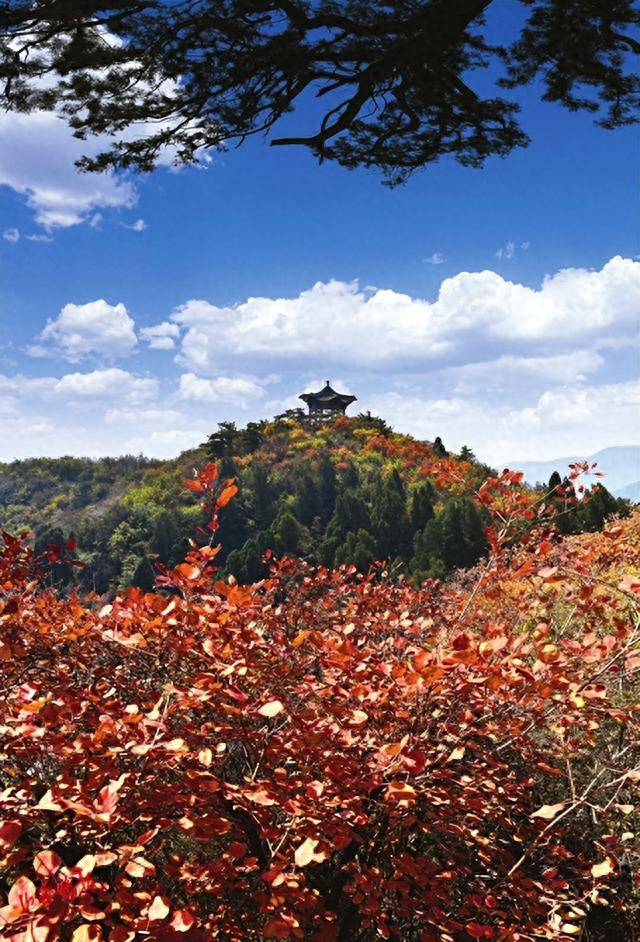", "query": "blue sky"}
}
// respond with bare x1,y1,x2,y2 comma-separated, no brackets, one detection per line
0,20,638,467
